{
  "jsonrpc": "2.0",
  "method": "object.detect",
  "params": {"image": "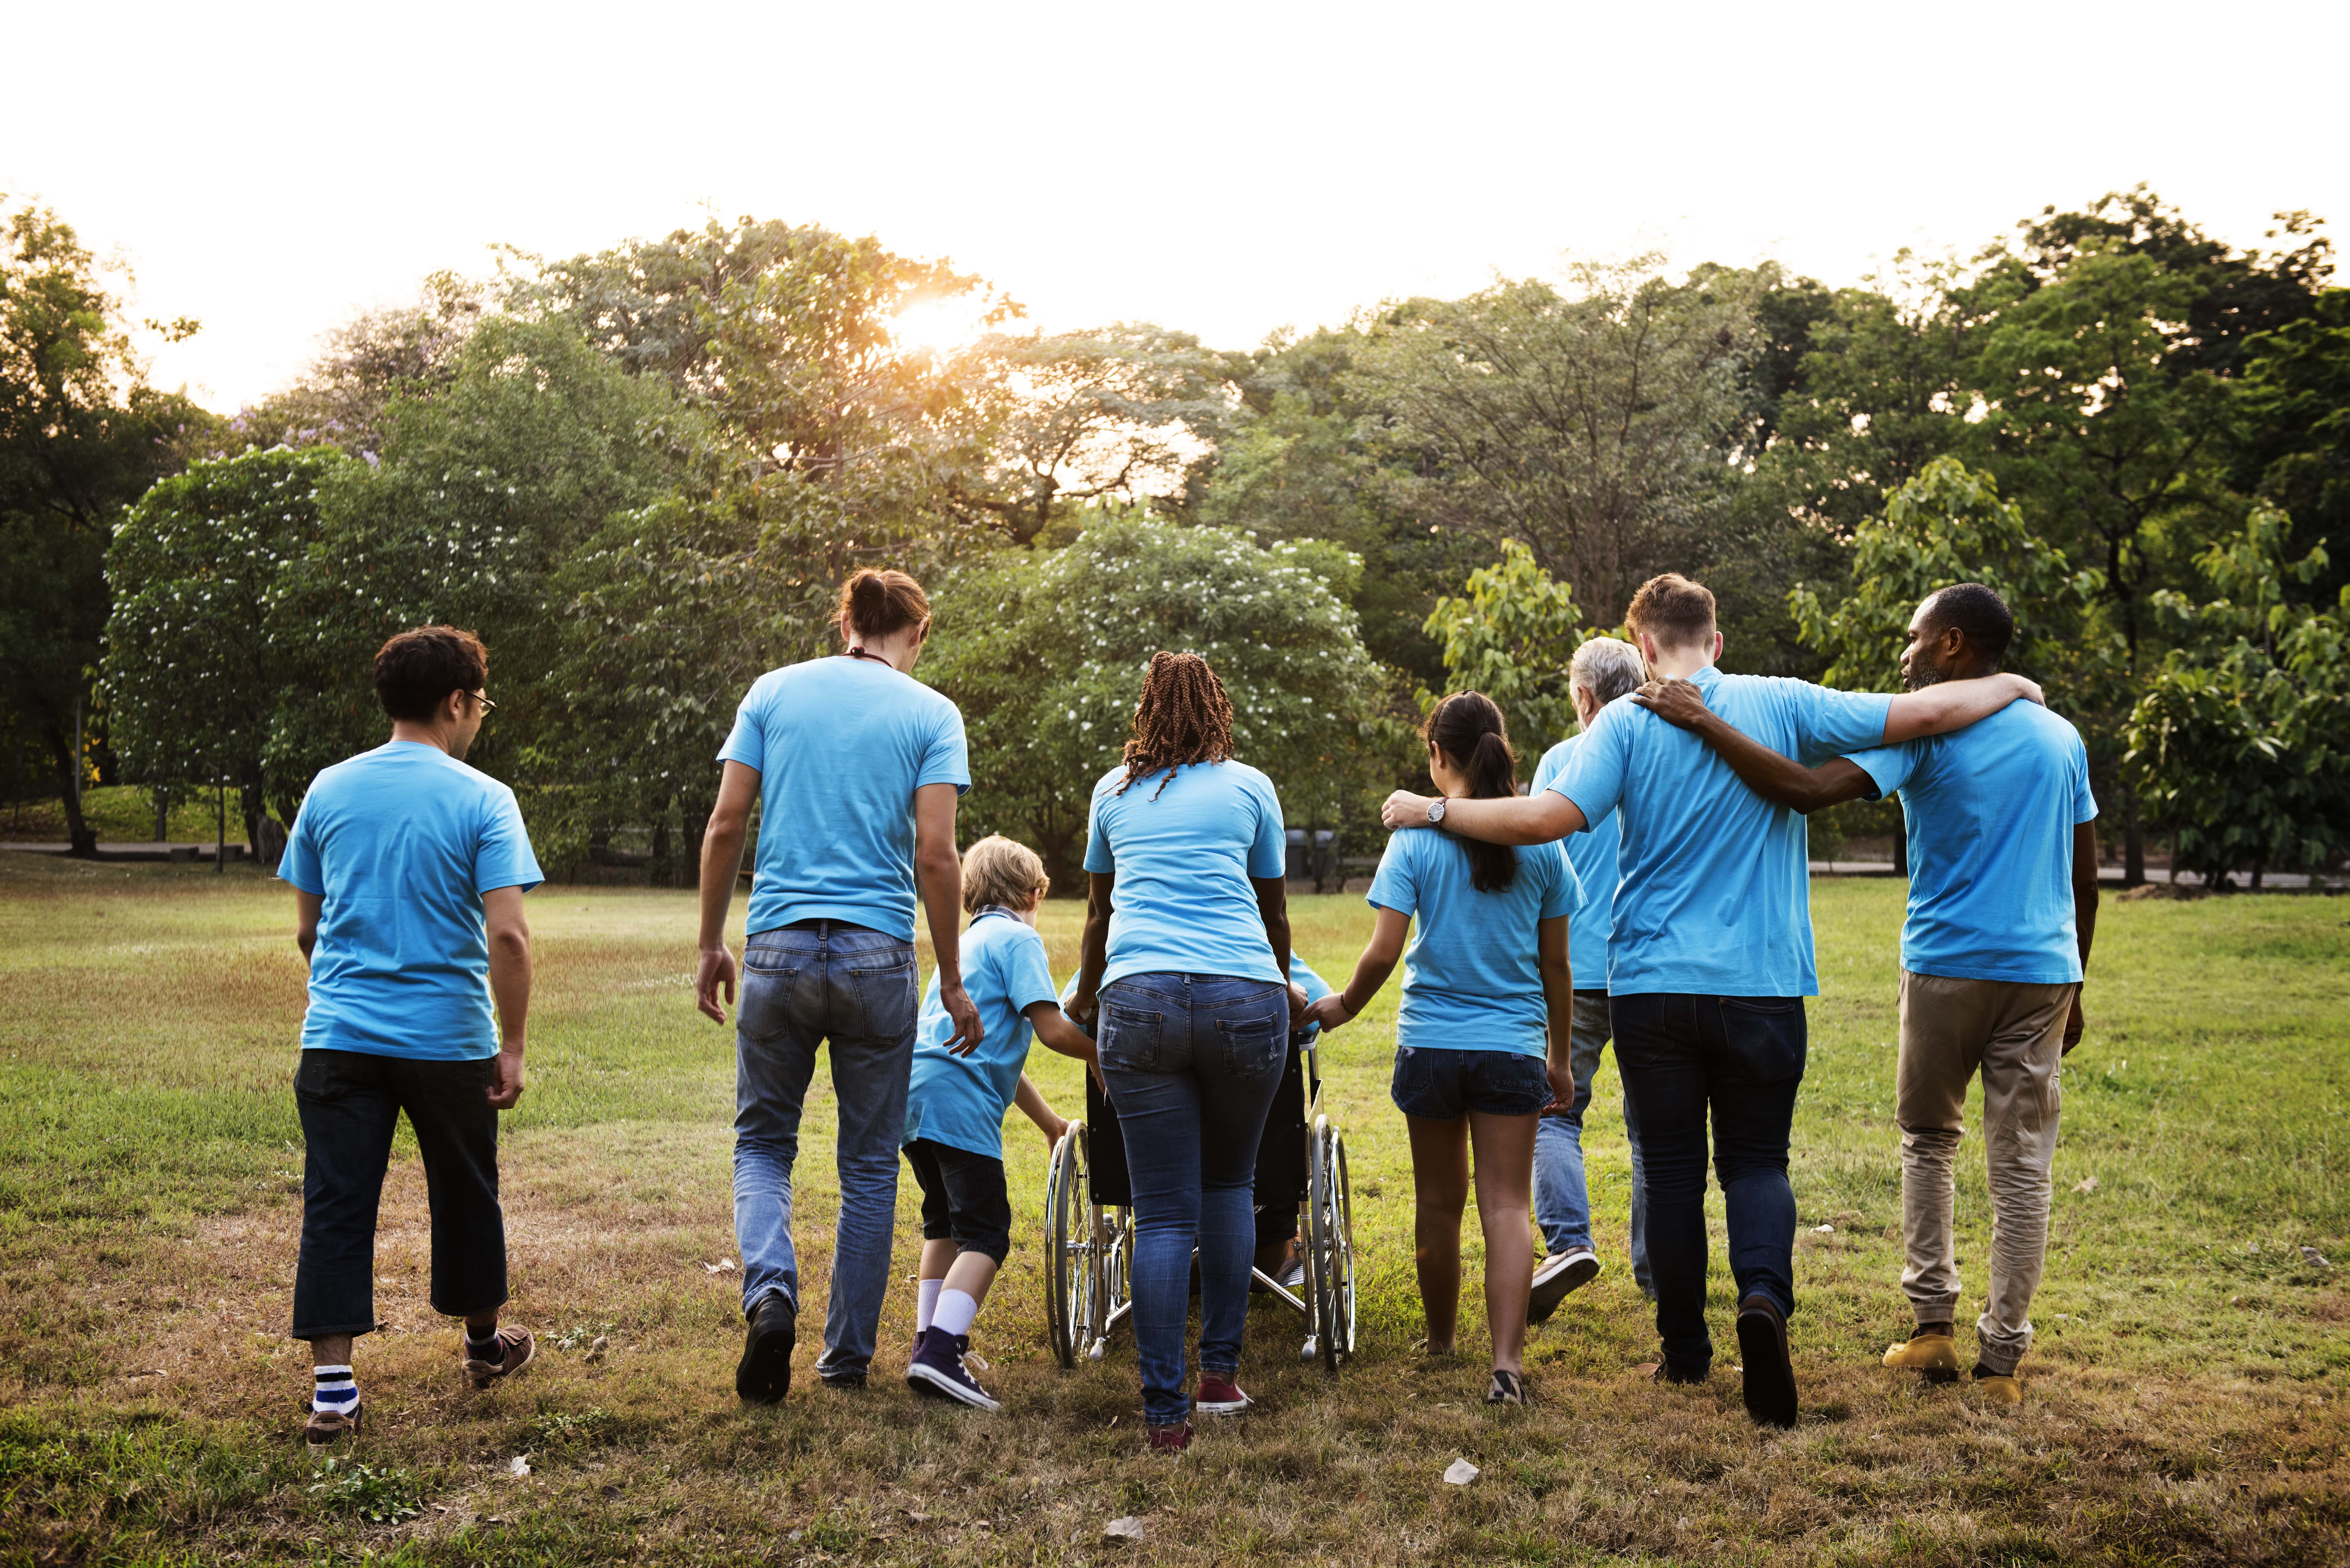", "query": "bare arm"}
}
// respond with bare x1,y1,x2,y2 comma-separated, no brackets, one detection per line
1253,875,1309,1032
1882,672,2044,744
912,781,982,1052
2066,819,2099,1053
695,760,758,1024
1377,789,1587,846
294,889,322,963
1304,905,1412,1031
1536,913,1575,1111
483,884,532,1110
1631,678,1877,815
1012,1071,1069,1148
1025,1000,1105,1093
1067,870,1114,1030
